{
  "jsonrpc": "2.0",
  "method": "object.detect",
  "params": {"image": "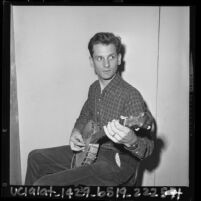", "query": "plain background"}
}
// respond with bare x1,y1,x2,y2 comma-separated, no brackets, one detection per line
10,6,189,186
